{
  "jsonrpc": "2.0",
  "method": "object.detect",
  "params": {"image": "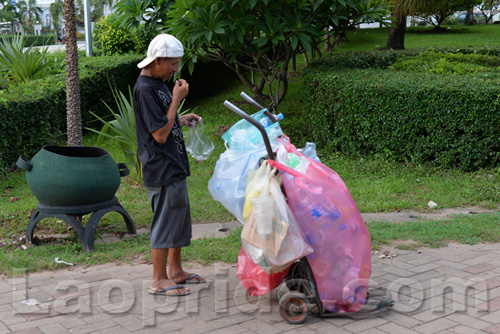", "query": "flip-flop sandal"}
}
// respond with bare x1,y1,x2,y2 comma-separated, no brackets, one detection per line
178,273,206,285
148,284,190,296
